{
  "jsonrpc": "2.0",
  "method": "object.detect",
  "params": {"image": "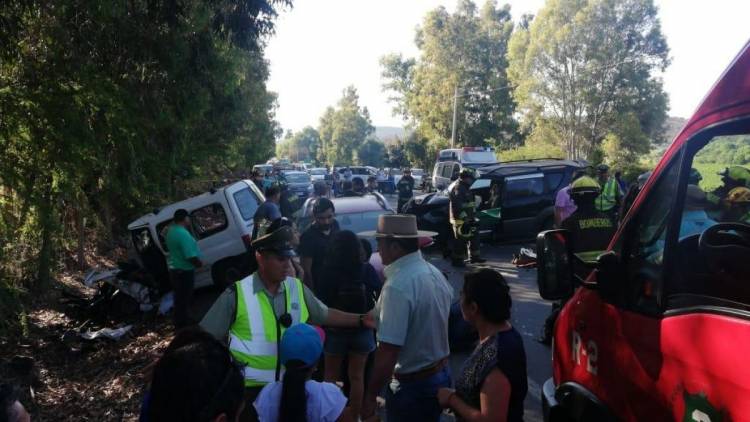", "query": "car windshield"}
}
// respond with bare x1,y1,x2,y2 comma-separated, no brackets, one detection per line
284,173,310,183
310,169,327,175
